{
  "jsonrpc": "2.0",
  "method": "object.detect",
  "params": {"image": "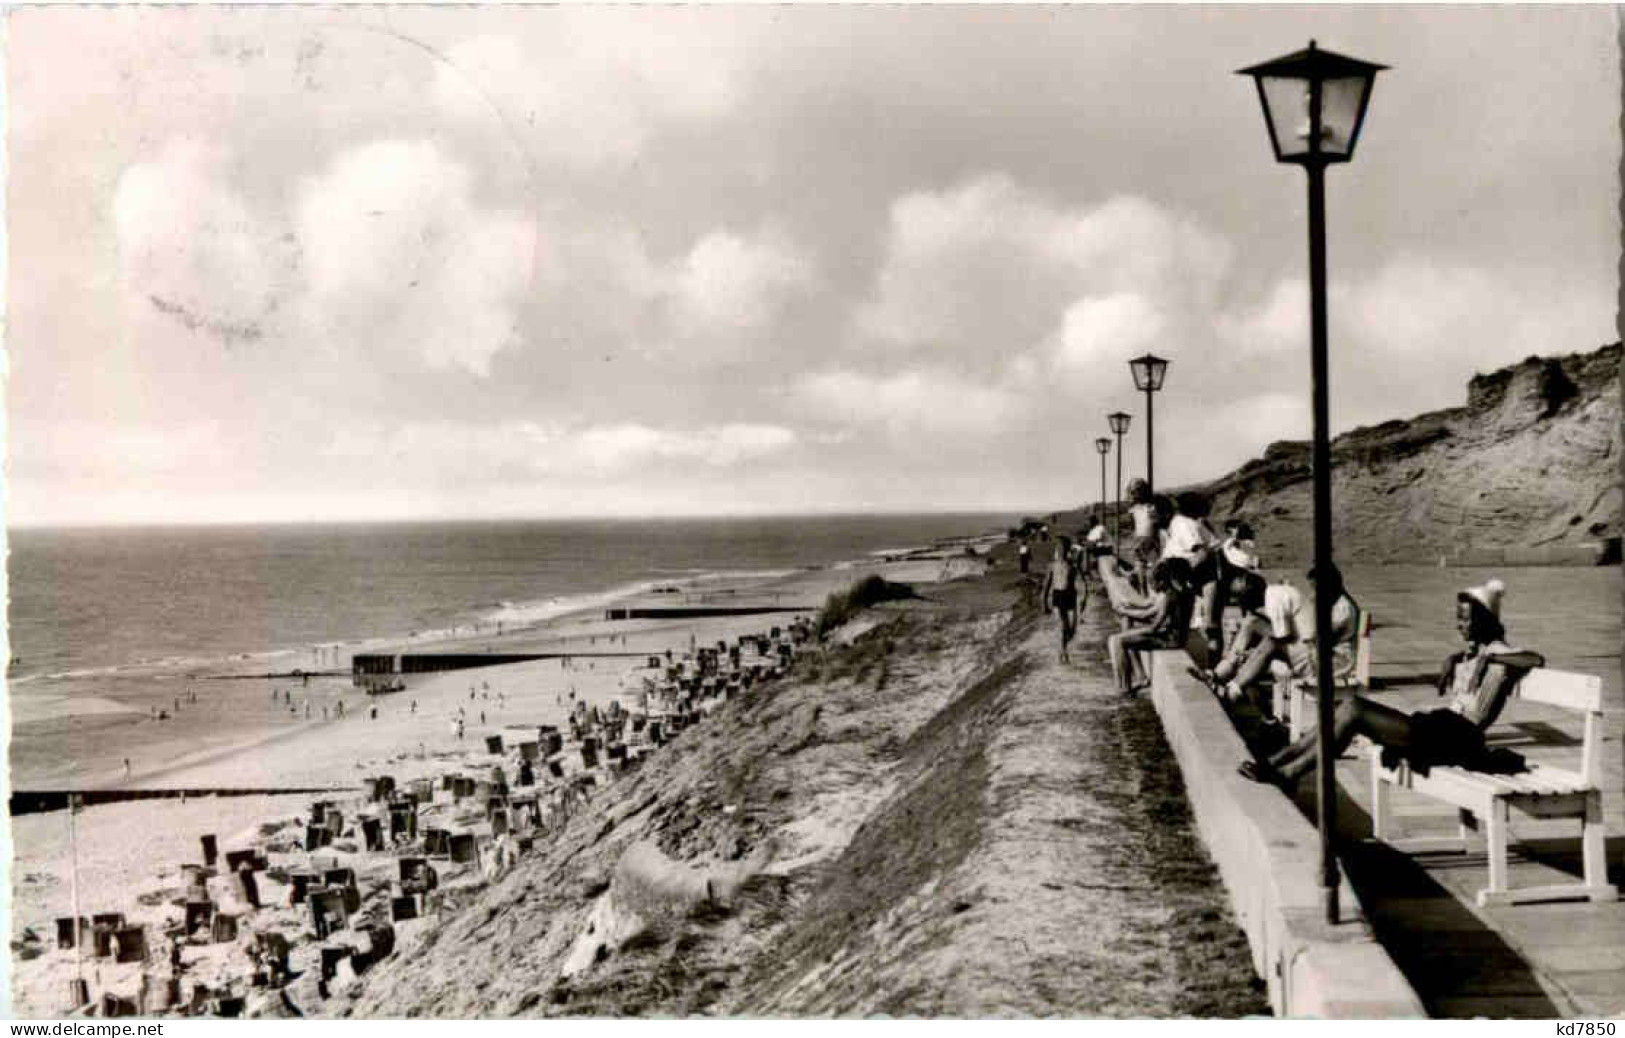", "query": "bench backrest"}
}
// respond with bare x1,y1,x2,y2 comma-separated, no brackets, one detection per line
1515,668,1604,786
